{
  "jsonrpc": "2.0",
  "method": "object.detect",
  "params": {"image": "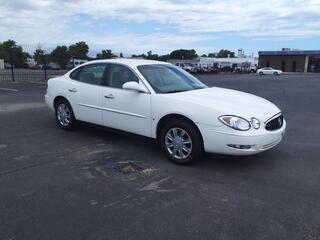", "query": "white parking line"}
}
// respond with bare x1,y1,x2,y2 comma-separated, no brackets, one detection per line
0,87,19,92
30,81,47,85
